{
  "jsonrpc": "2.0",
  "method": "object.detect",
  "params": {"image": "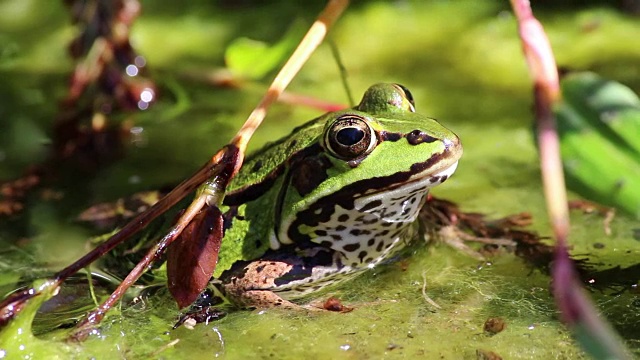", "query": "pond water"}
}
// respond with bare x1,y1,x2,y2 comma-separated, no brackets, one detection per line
1,1,639,359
